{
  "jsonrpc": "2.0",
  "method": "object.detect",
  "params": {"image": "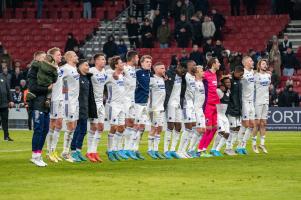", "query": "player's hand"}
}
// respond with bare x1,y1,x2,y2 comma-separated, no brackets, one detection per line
48,84,53,90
